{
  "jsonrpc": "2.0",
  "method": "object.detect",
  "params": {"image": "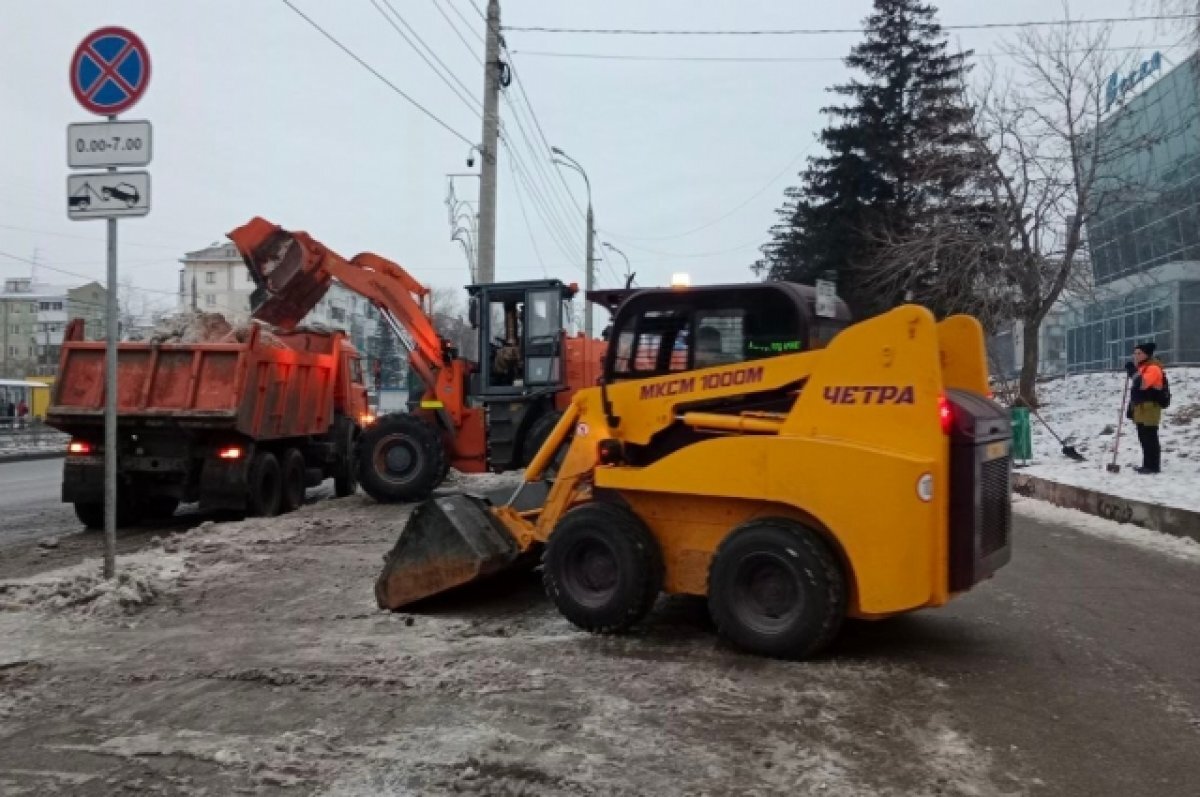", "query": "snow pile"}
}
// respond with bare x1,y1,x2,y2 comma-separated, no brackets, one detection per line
0,552,186,616
150,310,235,343
148,310,286,348
1014,496,1200,563
1020,368,1200,511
